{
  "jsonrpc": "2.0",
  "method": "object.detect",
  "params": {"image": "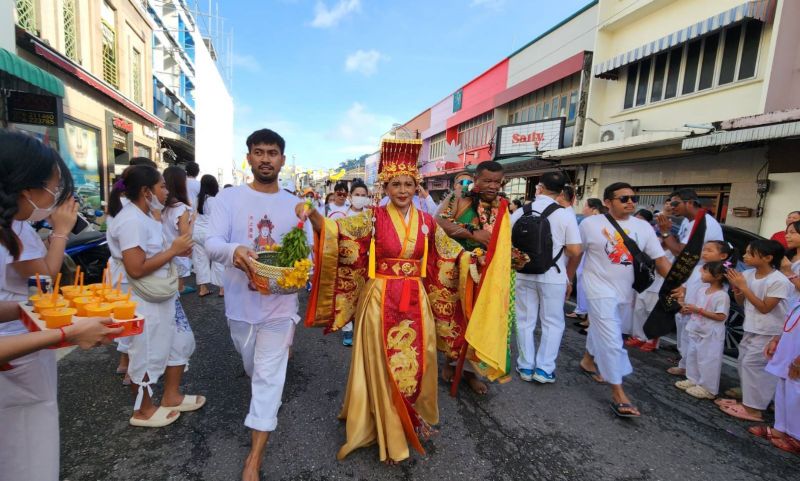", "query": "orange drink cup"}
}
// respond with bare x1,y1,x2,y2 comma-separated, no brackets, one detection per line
60,286,84,301
40,307,77,329
33,298,68,313
86,283,106,293
72,296,100,316
104,291,130,303
84,302,114,317
112,300,137,320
